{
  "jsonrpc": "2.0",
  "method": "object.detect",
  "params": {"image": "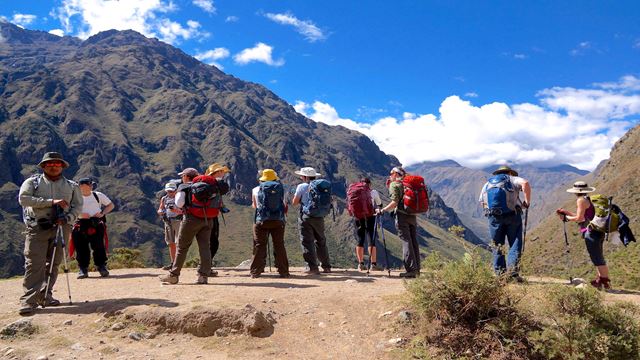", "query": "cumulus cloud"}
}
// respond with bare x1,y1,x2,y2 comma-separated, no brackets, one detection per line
52,0,208,44
195,47,229,69
296,75,640,171
12,14,37,26
234,42,284,66
464,92,479,98
570,41,593,56
225,16,239,23
264,12,326,42
192,0,216,13
49,29,65,37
